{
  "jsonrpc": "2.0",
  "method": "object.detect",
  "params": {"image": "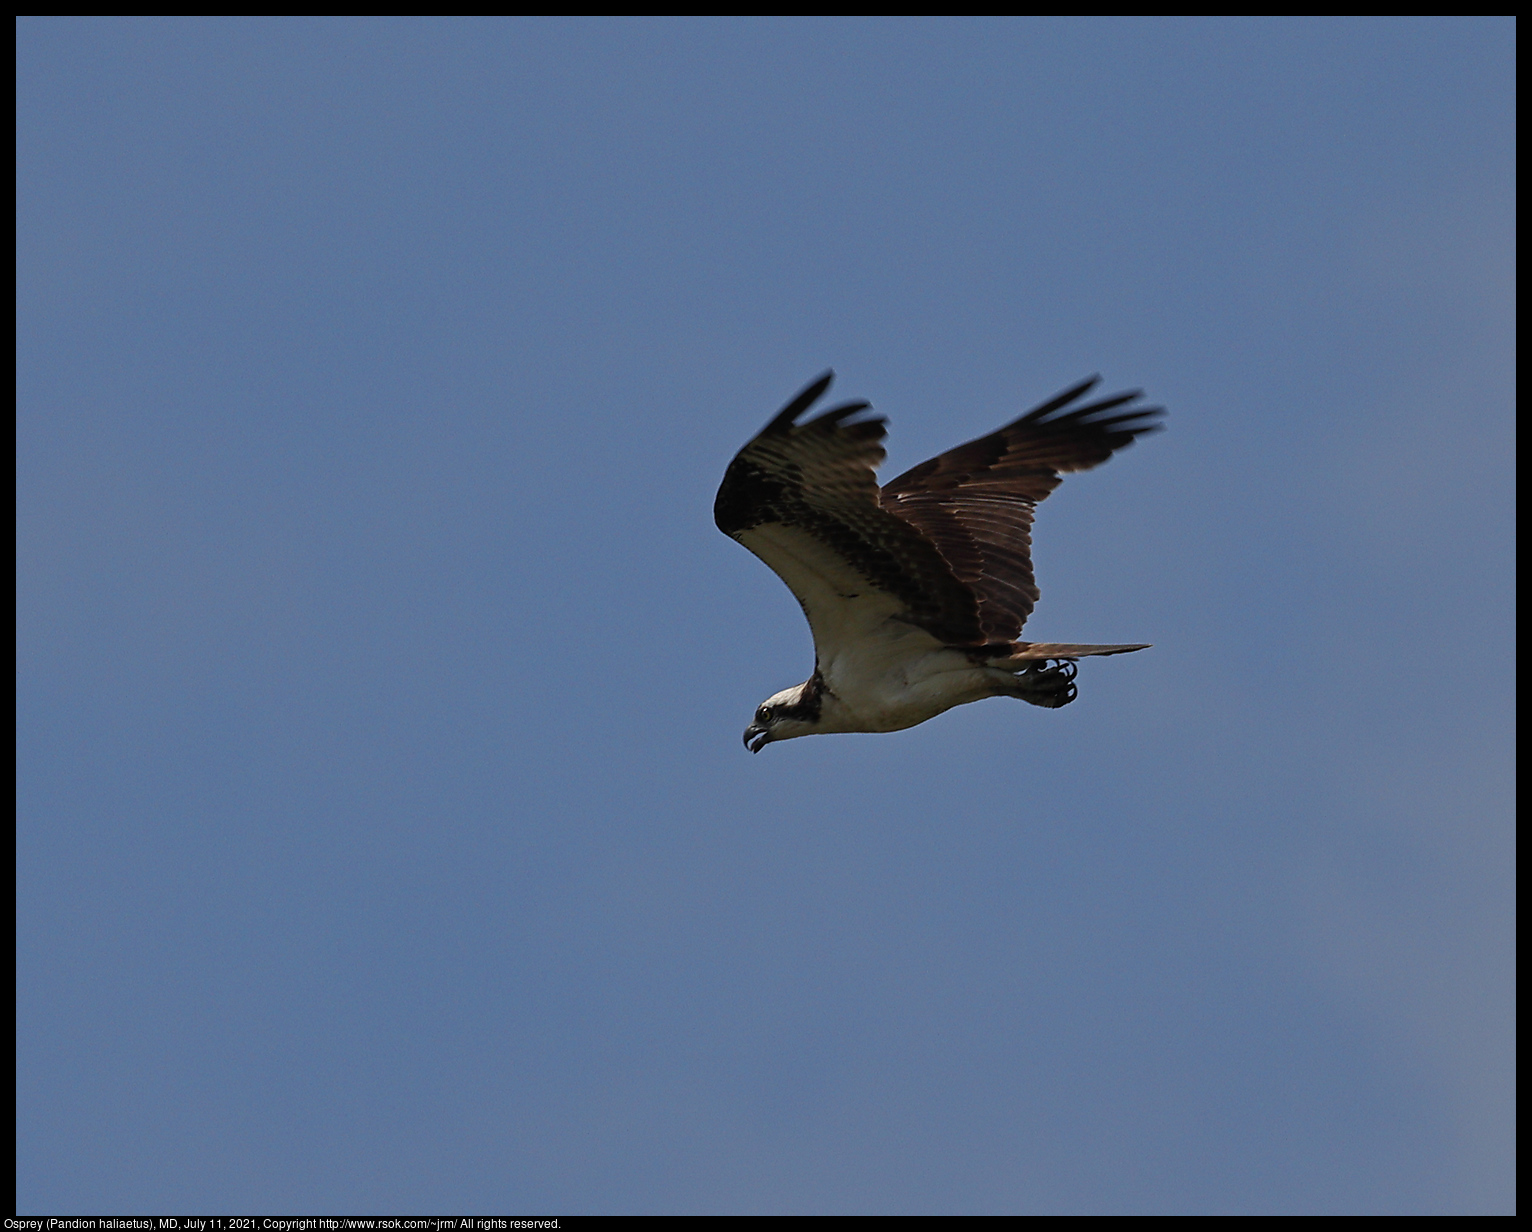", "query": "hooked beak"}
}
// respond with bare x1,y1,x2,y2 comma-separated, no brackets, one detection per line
743,722,771,753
